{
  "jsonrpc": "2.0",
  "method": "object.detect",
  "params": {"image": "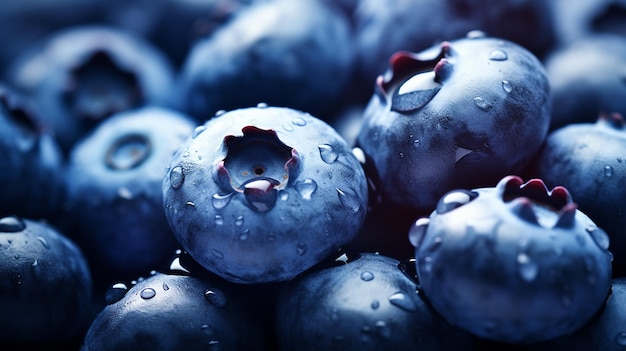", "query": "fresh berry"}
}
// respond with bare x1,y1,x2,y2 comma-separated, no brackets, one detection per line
62,106,196,287
162,105,368,284
532,112,626,277
0,216,93,343
81,271,268,350
409,175,613,343
275,249,477,350
5,25,176,155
